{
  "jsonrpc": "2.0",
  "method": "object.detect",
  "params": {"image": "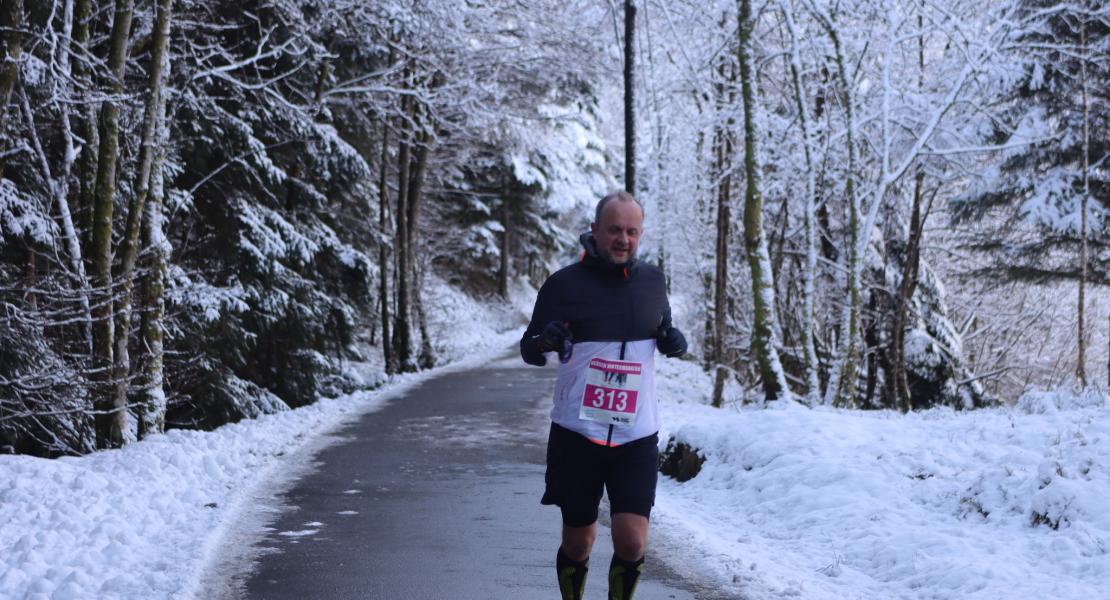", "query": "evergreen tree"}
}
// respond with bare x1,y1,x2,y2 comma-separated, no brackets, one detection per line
953,1,1109,284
